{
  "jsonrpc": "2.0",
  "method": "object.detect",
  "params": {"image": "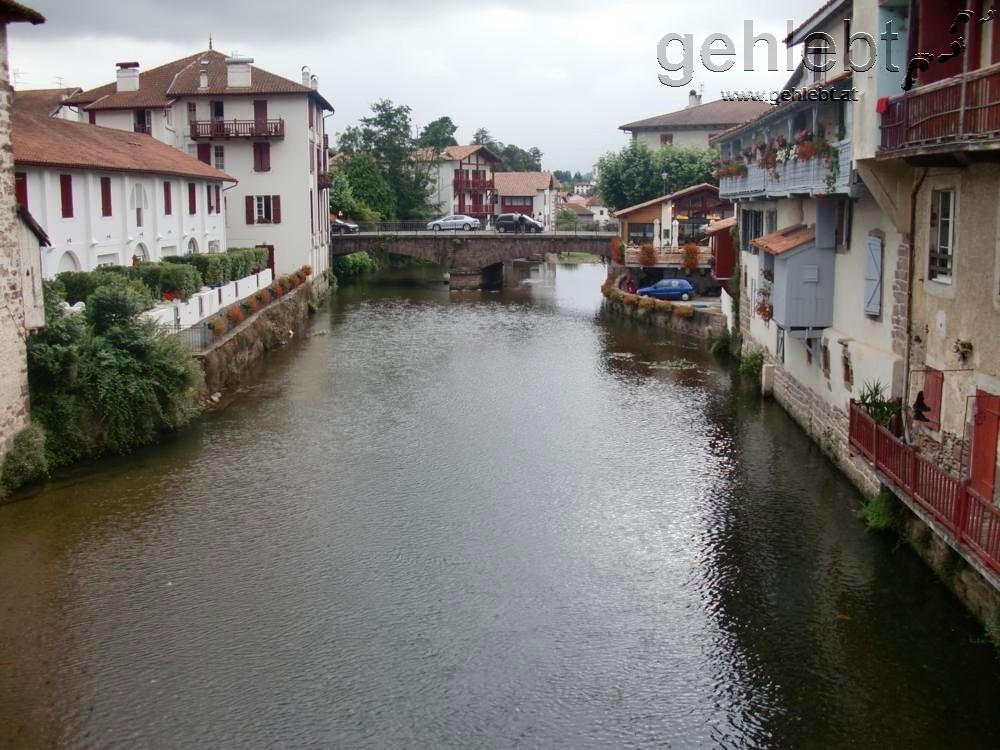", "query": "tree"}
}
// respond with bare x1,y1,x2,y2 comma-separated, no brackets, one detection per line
418,116,459,151
340,152,395,220
596,141,719,211
552,170,571,183
472,128,494,146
